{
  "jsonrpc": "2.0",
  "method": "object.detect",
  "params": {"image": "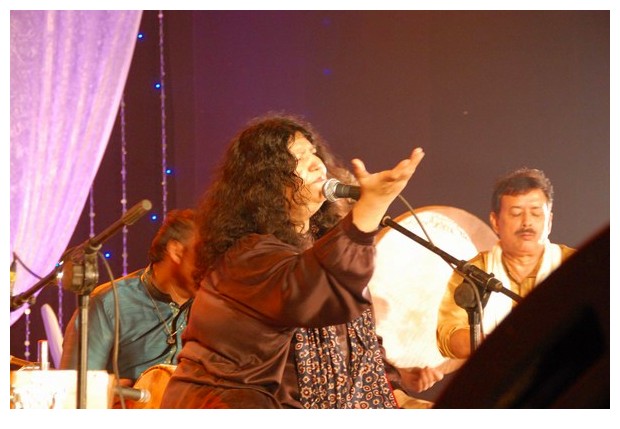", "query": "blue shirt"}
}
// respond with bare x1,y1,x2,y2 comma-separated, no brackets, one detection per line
60,267,191,382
